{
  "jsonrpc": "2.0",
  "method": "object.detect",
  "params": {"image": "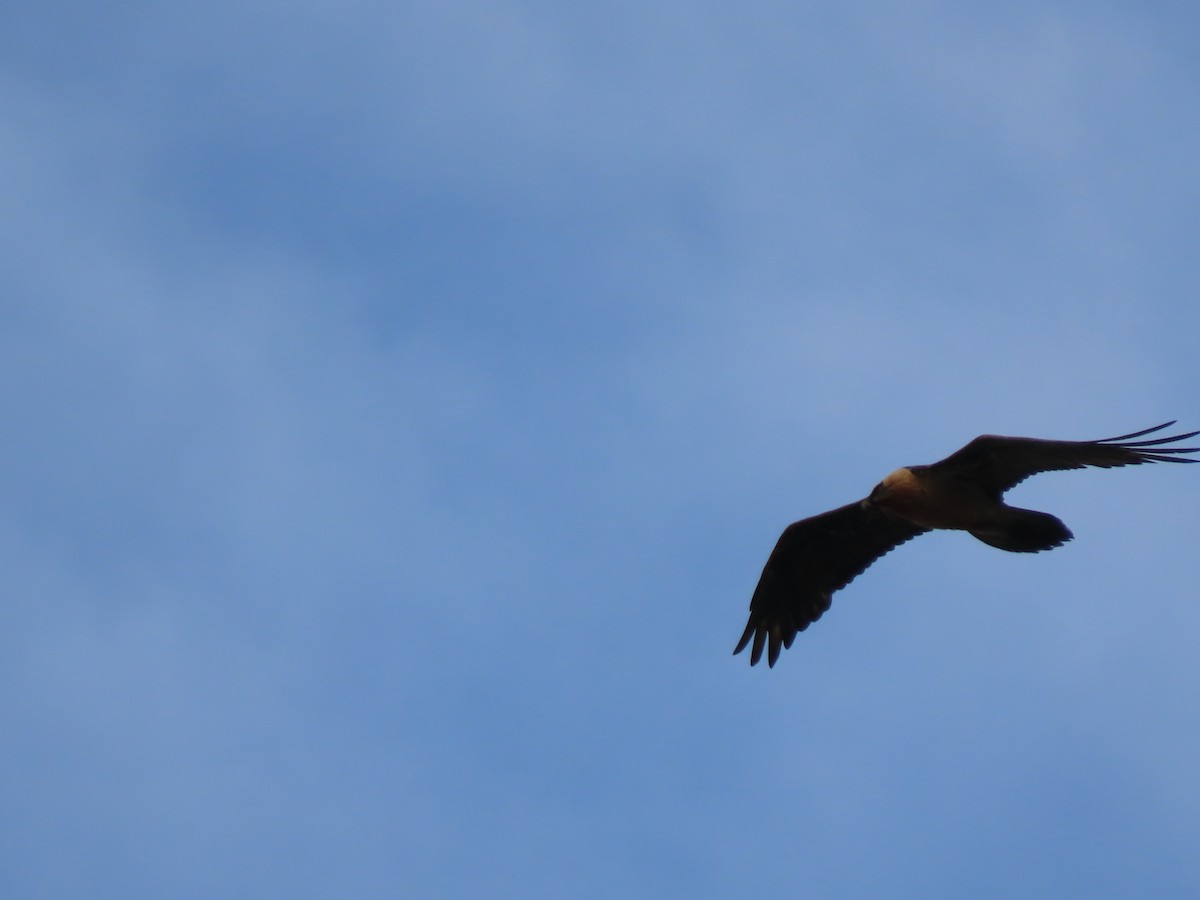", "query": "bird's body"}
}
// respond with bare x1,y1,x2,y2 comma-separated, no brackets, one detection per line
874,466,995,531
872,464,1072,551
735,421,1199,667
